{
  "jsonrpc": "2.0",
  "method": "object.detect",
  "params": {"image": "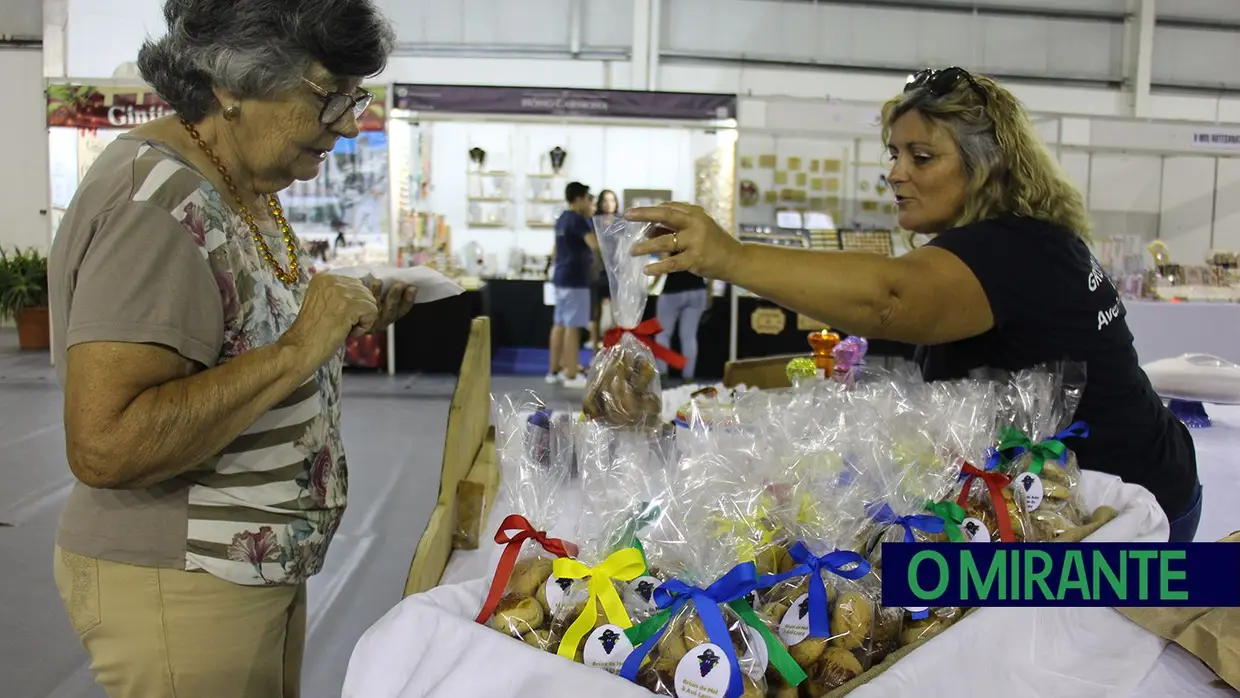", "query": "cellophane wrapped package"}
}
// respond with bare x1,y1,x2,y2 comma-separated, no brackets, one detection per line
749,391,882,697
952,376,1038,544
583,218,668,428
618,412,804,698
867,379,1001,648
993,363,1090,541
546,419,675,667
476,391,579,647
